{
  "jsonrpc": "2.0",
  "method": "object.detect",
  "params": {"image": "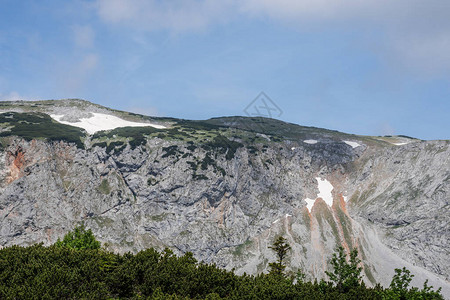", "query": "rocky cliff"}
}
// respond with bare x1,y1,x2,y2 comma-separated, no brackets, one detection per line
0,100,448,296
